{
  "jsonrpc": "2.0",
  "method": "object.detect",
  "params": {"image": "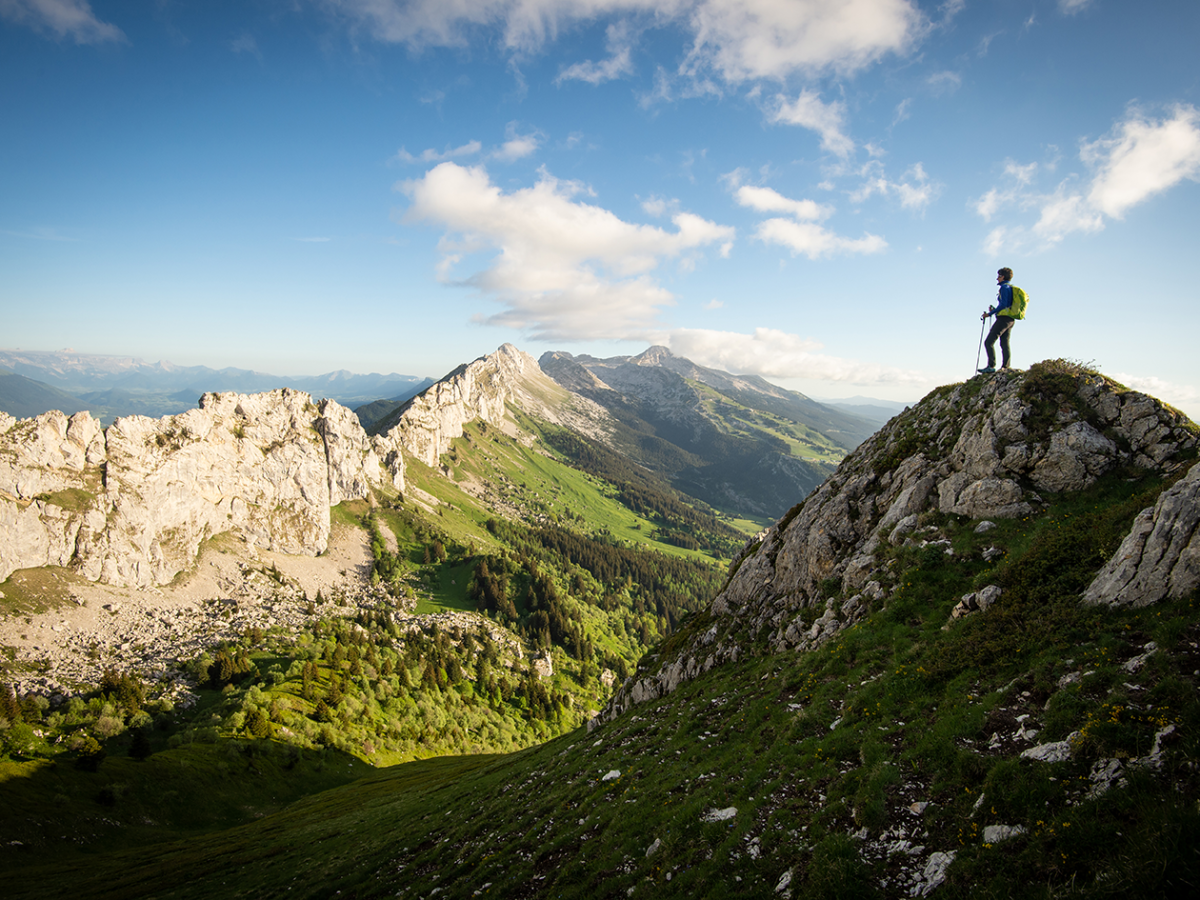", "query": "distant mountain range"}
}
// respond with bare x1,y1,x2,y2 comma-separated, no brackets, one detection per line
812,395,913,428
0,349,435,424
535,346,882,518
